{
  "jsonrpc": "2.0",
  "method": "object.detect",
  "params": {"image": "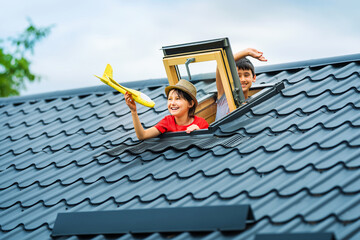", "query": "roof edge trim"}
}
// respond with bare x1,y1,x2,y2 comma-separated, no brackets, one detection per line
0,78,168,105
0,75,216,105
256,53,360,74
